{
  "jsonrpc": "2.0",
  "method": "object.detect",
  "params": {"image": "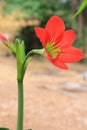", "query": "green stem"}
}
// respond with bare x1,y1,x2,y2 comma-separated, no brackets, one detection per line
22,49,44,67
17,80,24,130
